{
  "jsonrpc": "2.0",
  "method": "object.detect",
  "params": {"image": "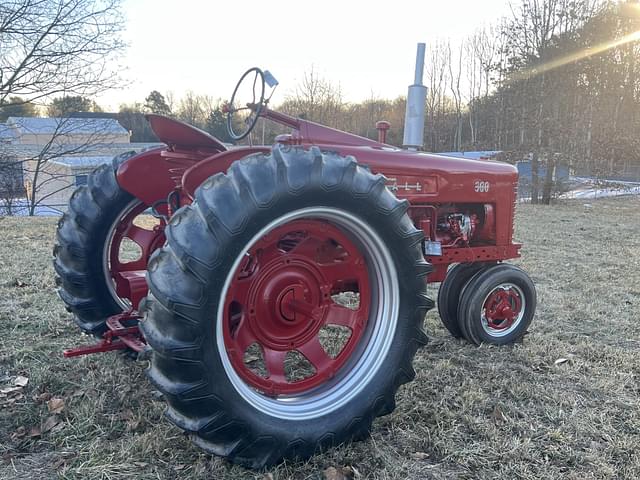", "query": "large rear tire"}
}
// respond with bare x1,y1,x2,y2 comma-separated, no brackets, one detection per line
53,152,156,335
142,145,433,468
